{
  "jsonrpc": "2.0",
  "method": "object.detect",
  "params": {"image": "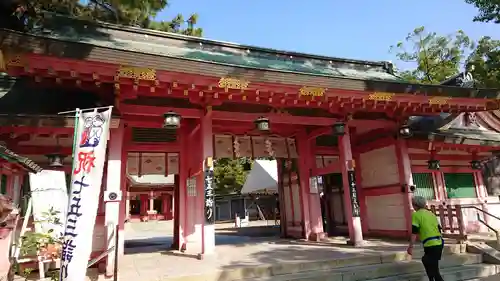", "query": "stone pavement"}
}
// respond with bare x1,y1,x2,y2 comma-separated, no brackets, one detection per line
116,237,416,281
